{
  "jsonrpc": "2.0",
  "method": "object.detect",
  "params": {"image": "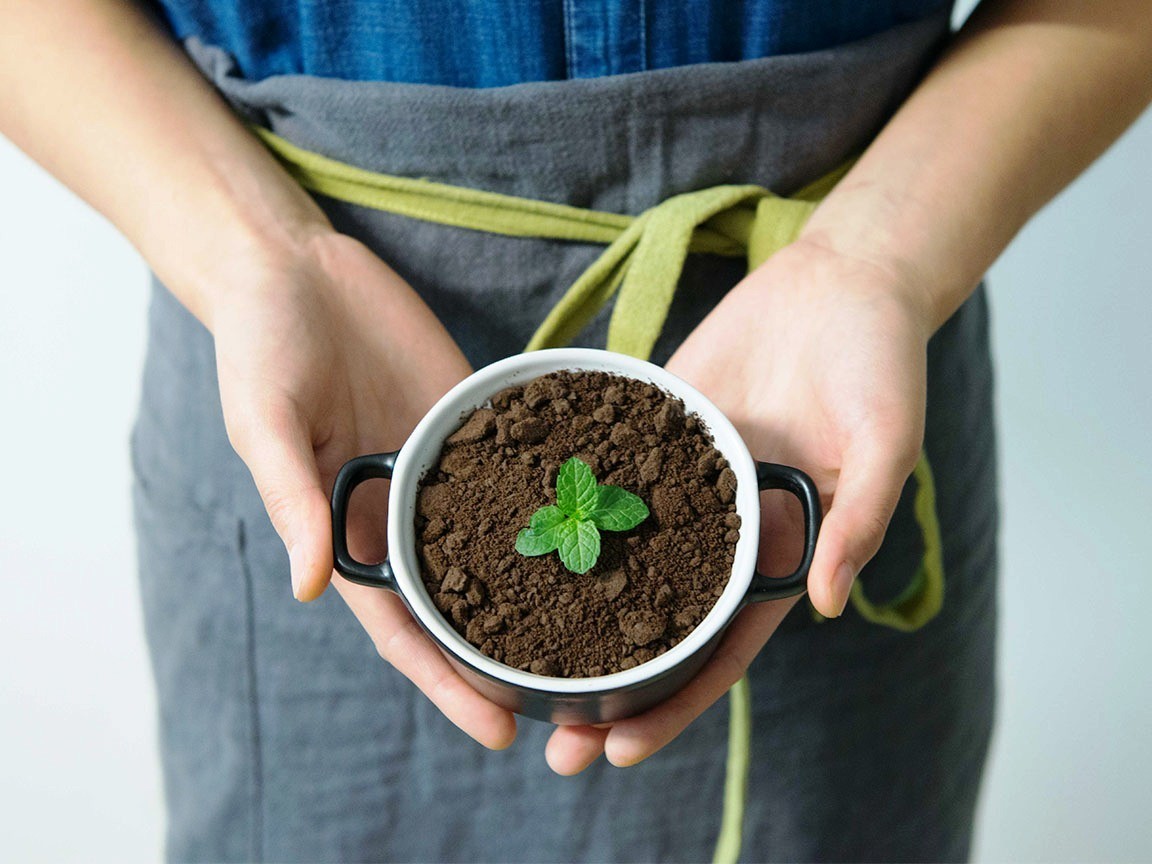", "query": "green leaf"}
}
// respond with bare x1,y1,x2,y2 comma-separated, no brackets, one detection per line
530,505,568,533
555,518,601,574
555,457,598,518
589,485,650,532
516,525,562,556
517,454,648,570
